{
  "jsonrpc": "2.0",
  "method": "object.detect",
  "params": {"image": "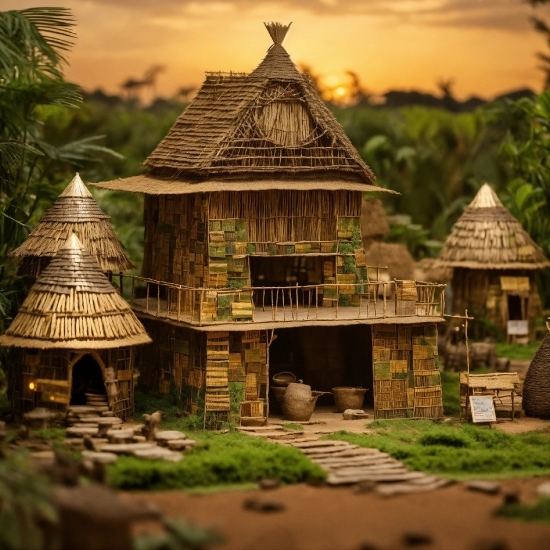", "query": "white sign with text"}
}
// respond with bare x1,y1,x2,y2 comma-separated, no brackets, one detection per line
469,396,497,423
